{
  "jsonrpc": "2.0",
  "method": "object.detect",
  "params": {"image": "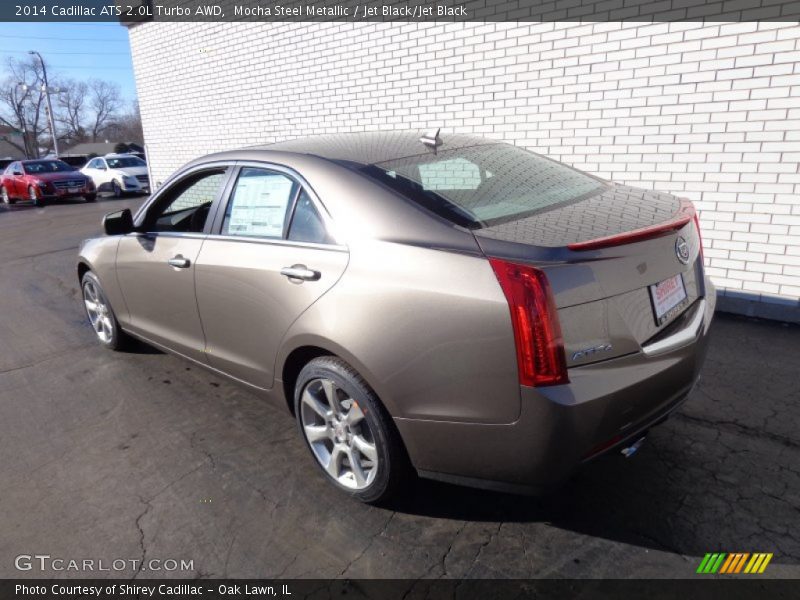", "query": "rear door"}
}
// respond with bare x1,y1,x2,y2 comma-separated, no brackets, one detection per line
195,164,348,389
